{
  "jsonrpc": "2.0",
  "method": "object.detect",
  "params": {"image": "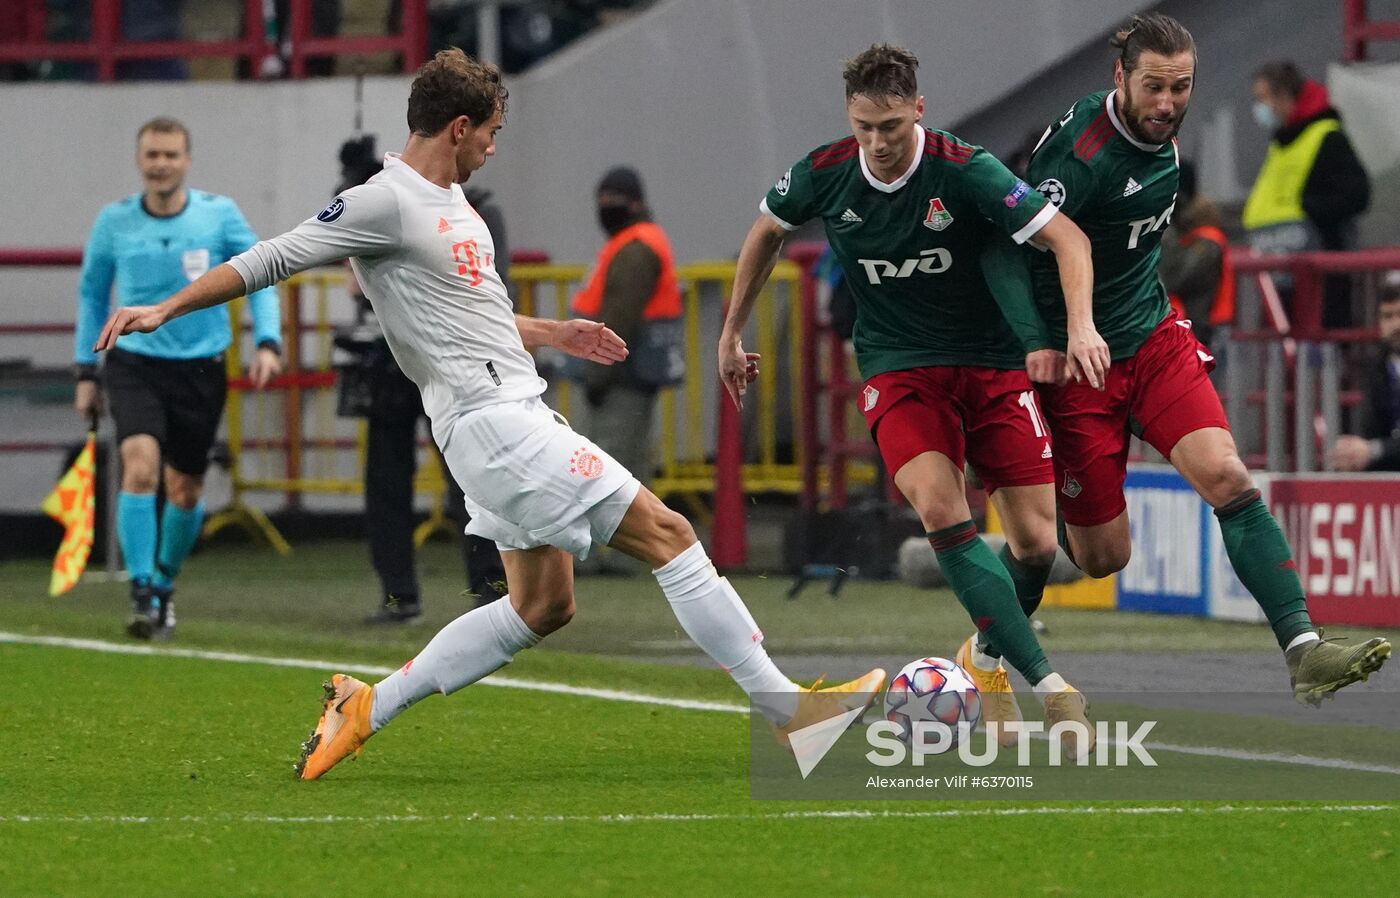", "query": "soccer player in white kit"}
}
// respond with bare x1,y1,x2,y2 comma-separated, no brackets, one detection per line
94,49,886,781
